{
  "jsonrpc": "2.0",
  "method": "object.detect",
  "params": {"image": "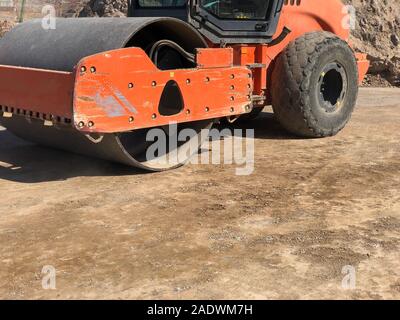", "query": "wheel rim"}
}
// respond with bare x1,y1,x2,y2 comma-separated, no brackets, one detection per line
317,62,348,113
